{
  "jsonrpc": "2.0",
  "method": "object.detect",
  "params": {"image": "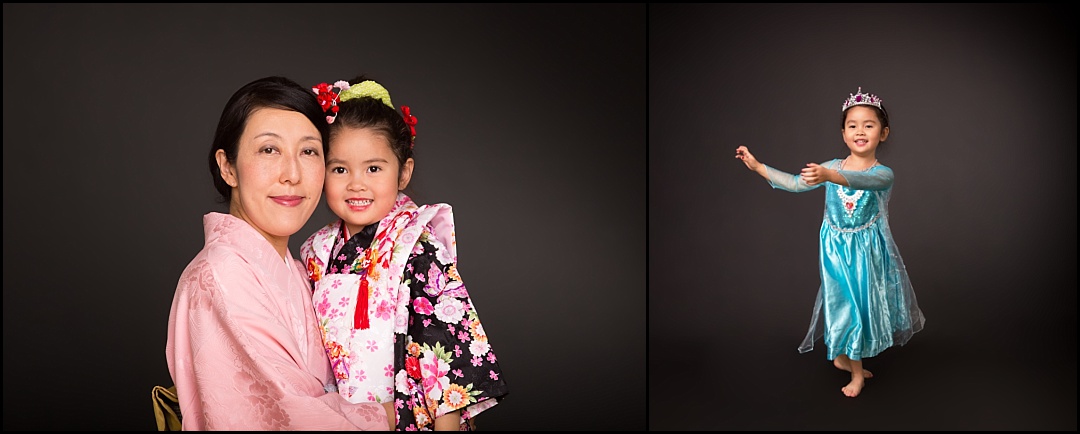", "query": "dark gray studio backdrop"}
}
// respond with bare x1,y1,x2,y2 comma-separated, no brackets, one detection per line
3,4,645,431
649,3,1076,431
